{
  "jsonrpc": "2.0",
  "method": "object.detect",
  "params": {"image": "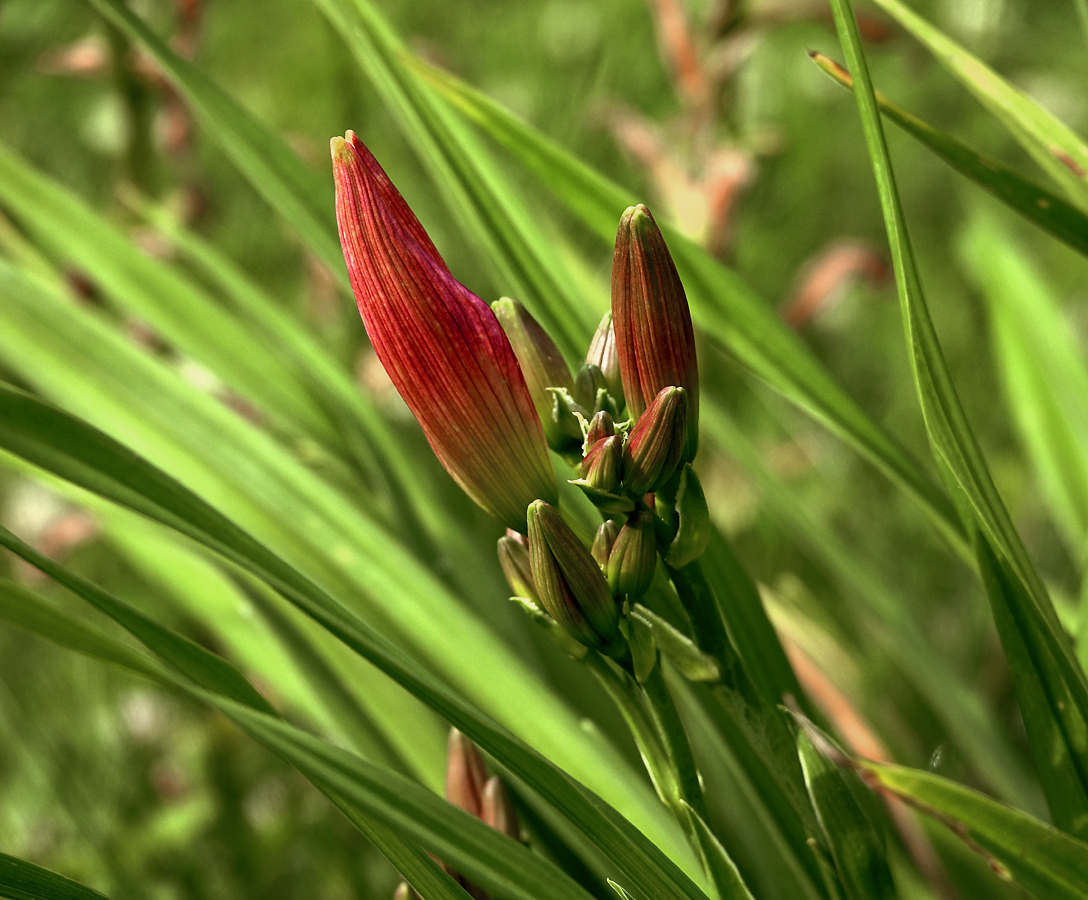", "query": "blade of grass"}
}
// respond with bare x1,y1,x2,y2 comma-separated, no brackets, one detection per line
0,258,697,879
0,852,113,900
857,758,1088,900
0,382,712,900
958,207,1088,559
869,0,1088,213
810,52,1088,259
83,0,345,277
830,0,1088,839
798,731,897,900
